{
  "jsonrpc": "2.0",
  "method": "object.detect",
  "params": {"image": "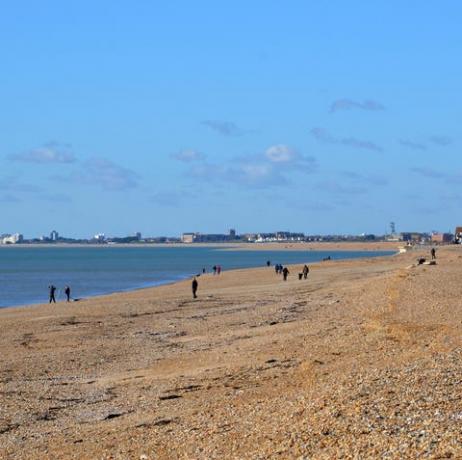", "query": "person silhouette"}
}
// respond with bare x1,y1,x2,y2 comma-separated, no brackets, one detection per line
192,277,198,298
48,285,57,303
64,286,71,302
